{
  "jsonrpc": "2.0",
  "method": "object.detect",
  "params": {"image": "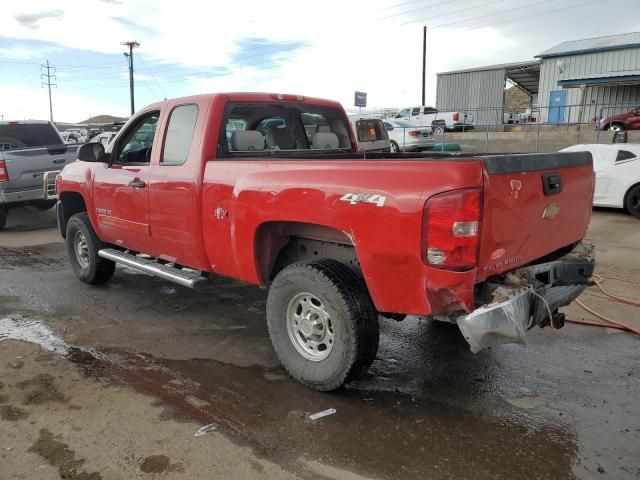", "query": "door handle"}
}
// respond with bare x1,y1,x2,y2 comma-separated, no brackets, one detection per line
53,158,65,164
128,180,146,188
